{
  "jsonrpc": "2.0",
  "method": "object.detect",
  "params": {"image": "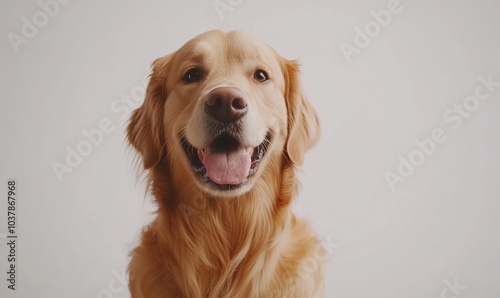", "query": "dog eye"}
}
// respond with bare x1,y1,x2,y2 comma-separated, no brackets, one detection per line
254,69,269,82
182,68,202,83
